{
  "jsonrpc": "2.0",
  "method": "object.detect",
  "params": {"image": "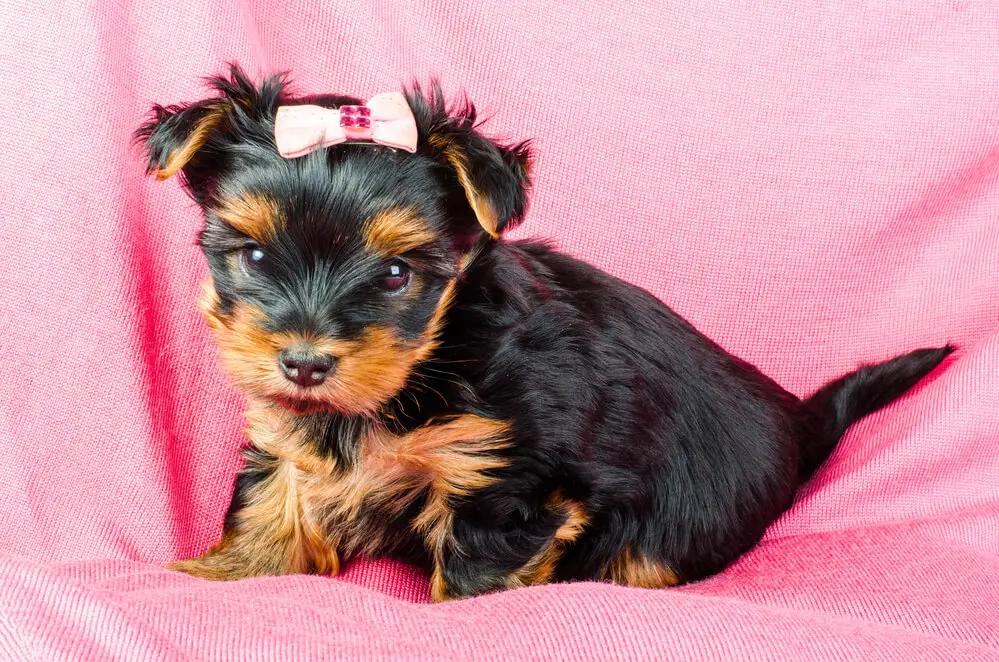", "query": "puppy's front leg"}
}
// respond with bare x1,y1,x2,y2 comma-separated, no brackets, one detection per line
430,495,588,601
168,448,339,580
